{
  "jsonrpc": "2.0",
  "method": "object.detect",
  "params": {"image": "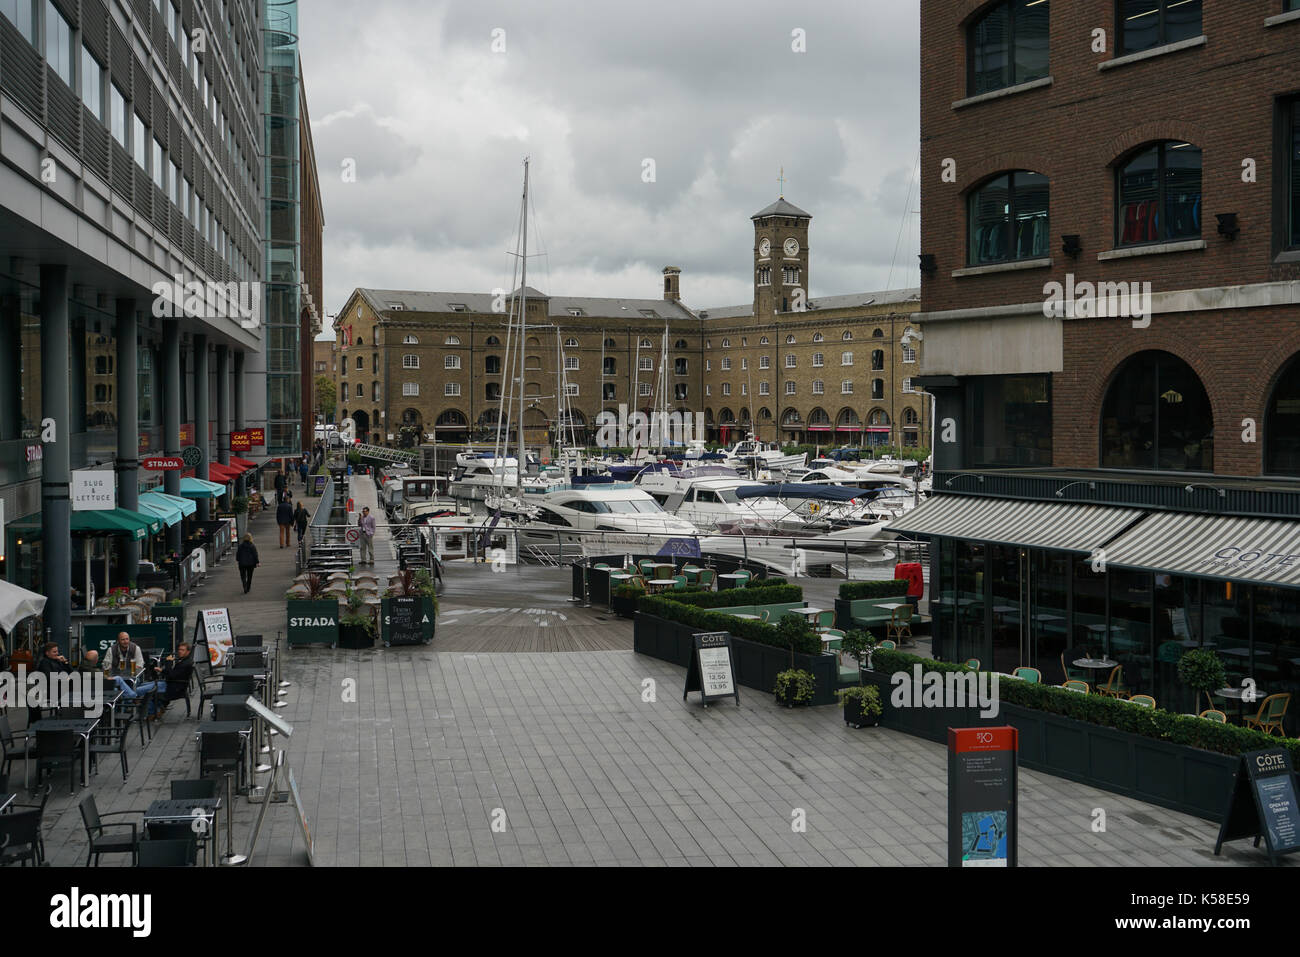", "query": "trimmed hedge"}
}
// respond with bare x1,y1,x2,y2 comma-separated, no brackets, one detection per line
873,648,1300,763
839,579,909,600
747,576,788,589
648,583,804,609
638,594,822,655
